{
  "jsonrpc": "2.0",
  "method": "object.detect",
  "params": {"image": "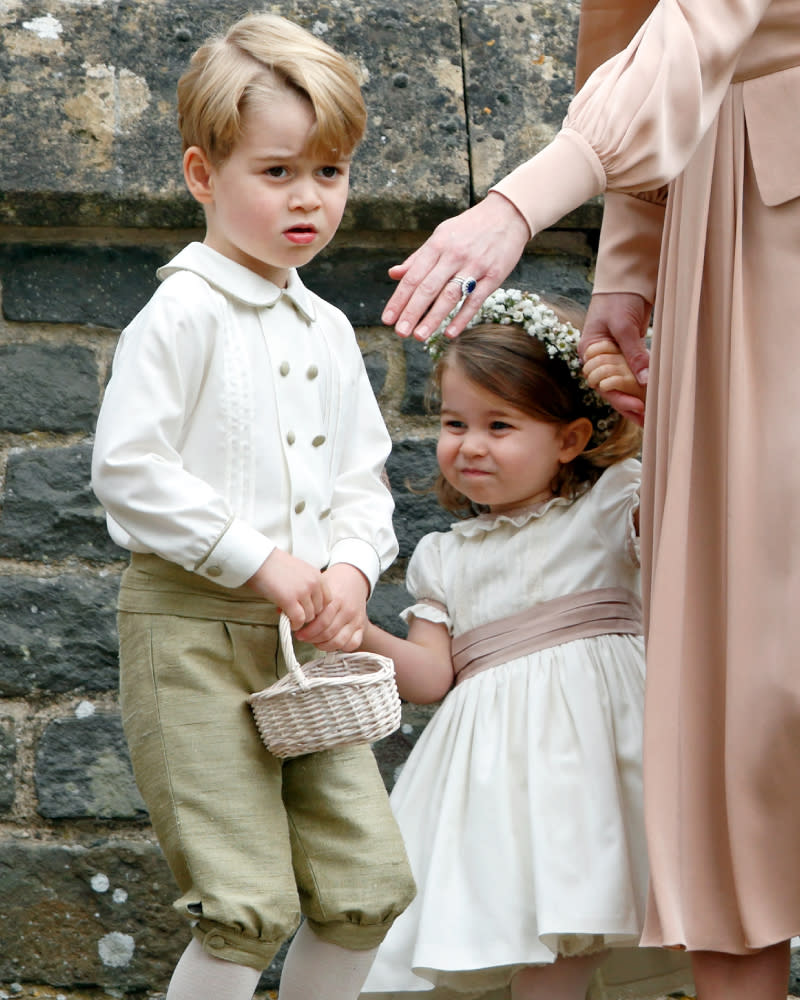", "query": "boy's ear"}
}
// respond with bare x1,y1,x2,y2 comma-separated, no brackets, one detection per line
558,417,593,463
183,146,214,204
